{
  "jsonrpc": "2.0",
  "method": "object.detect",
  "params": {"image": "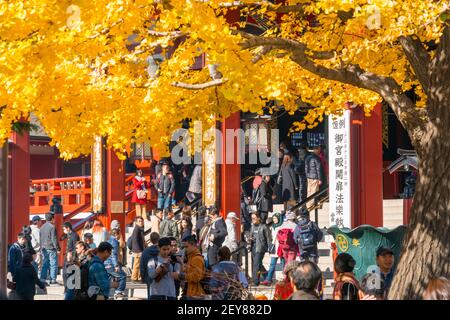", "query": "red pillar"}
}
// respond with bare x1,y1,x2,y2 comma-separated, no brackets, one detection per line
8,131,30,243
350,105,383,227
220,112,242,240
403,198,413,225
101,149,125,238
